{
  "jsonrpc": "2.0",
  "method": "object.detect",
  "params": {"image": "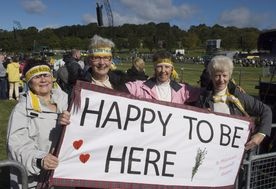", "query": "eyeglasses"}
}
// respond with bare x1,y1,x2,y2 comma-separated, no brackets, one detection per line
33,73,52,79
90,56,112,62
